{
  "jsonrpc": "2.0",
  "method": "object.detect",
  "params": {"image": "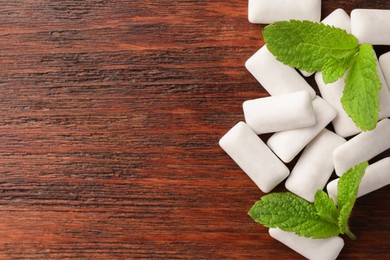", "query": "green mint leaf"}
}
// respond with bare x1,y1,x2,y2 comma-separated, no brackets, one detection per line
263,20,359,83
249,193,340,239
314,190,339,226
337,162,368,240
341,44,381,131
322,54,356,83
